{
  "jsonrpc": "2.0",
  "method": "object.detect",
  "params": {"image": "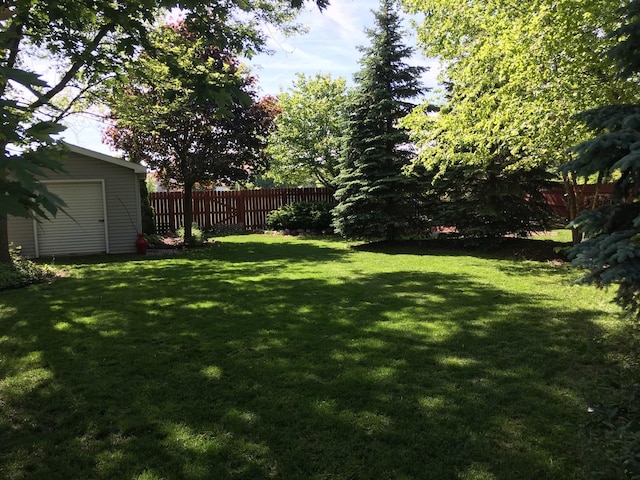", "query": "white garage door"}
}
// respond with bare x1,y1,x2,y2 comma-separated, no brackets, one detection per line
37,181,108,256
